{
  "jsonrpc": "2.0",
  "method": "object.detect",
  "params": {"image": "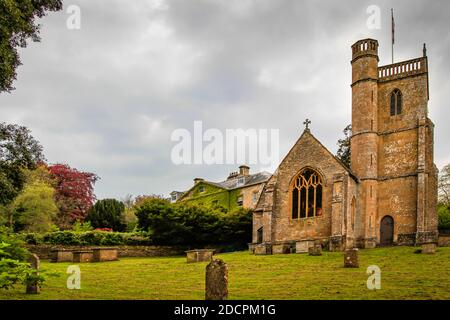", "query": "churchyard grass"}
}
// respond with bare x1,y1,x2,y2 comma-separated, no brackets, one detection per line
0,246,449,300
